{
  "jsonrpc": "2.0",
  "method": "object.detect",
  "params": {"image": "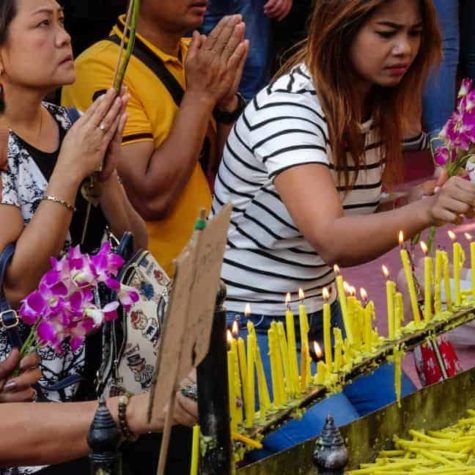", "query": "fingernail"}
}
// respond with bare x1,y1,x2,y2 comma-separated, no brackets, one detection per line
4,380,16,392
